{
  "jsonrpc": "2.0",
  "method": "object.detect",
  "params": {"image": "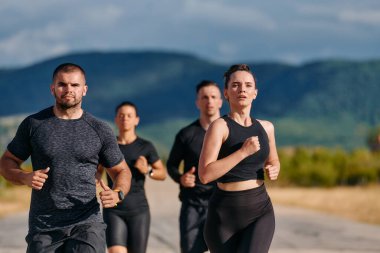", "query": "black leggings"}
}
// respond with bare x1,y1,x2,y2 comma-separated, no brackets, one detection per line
103,208,150,253
204,184,275,253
